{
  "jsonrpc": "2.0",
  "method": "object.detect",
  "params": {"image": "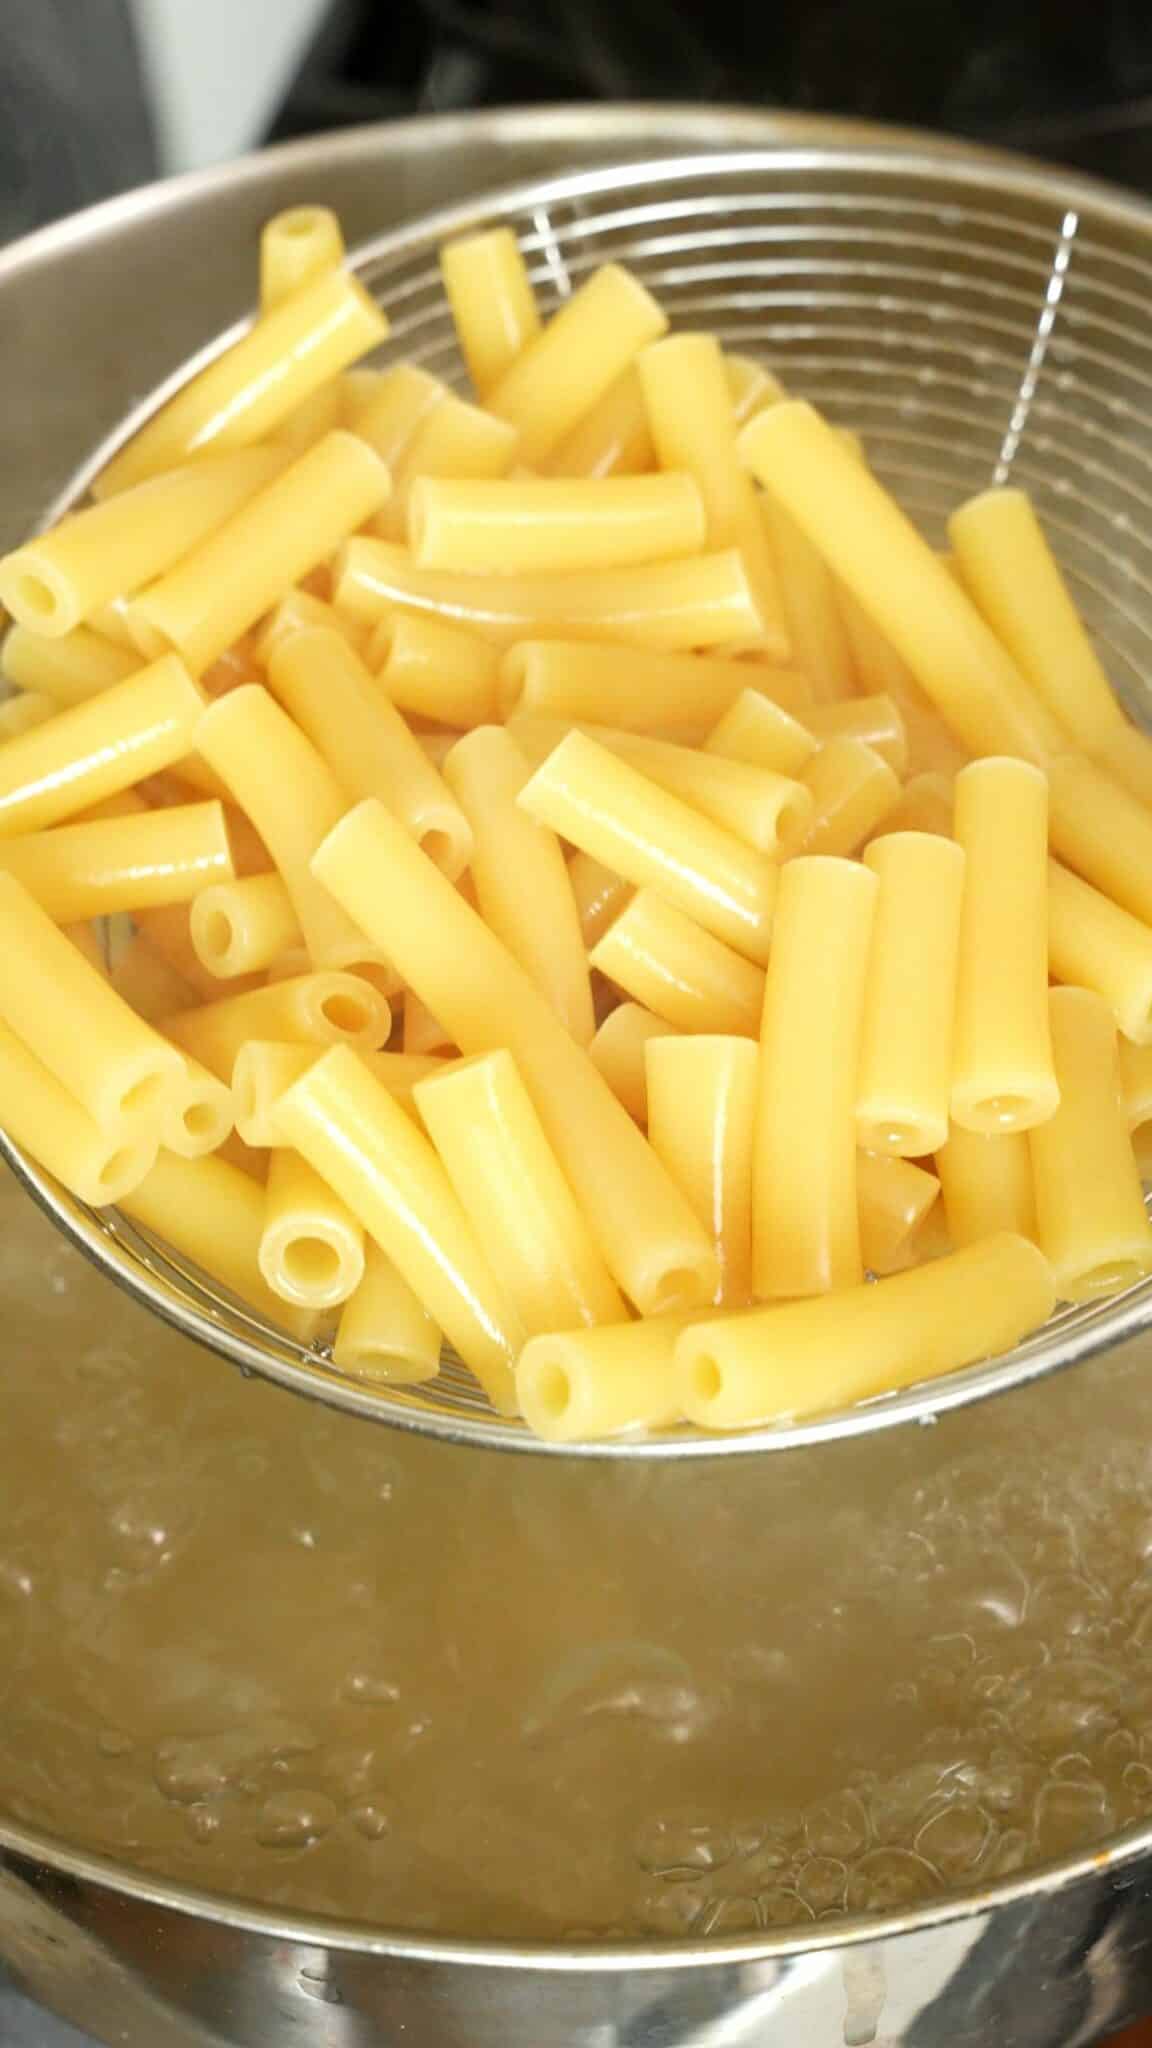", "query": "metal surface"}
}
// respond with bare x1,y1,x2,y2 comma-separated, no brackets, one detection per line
5,109,1152,2048
6,120,1152,1452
